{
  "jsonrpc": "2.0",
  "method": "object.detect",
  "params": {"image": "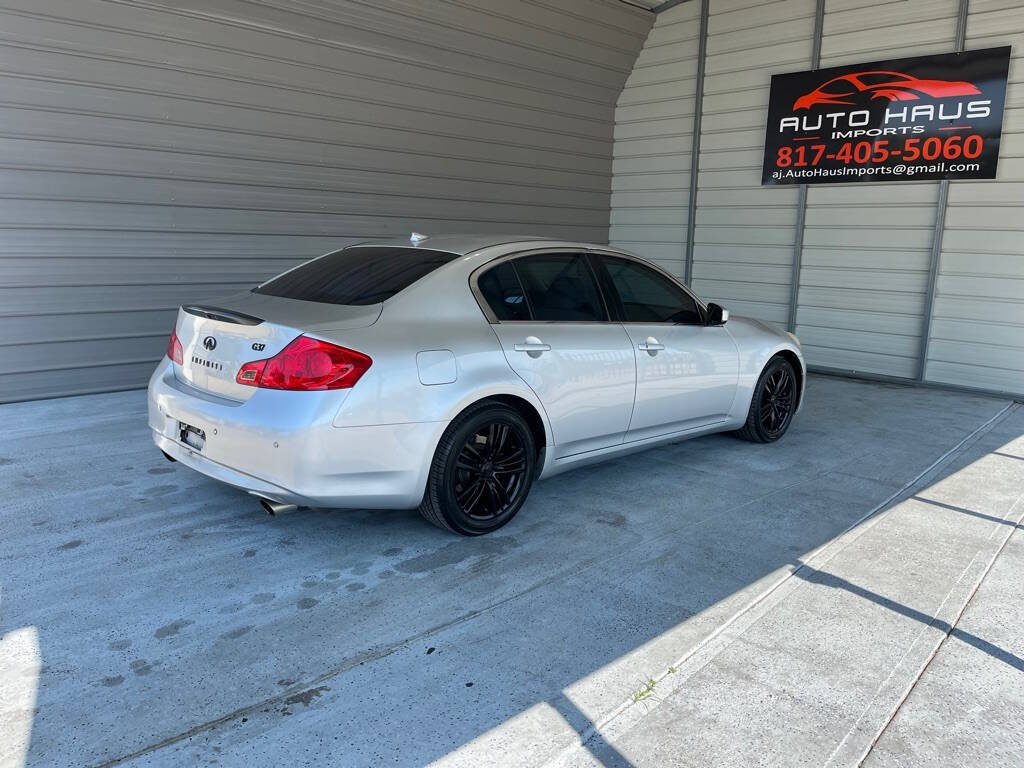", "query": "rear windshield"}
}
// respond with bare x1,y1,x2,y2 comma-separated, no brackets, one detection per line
253,247,459,305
